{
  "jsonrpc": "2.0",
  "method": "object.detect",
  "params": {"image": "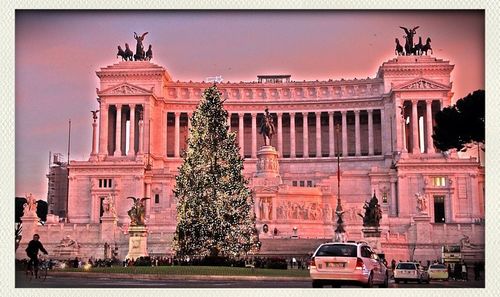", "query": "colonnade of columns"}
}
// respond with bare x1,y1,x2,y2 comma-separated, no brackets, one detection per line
97,103,144,157
164,109,384,158
401,99,438,154
96,100,440,159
